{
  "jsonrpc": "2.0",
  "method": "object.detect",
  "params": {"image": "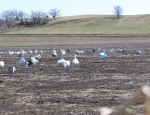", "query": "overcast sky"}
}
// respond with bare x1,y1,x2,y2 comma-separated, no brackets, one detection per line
0,0,150,16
